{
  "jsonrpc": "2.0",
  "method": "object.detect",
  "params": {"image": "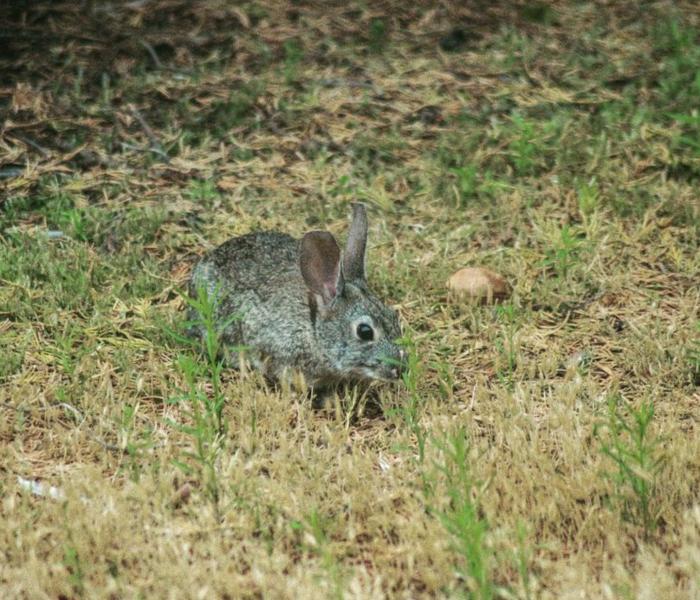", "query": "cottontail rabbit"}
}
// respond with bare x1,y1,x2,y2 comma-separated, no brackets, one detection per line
188,203,405,389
